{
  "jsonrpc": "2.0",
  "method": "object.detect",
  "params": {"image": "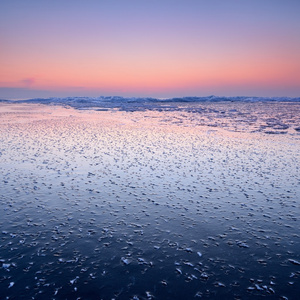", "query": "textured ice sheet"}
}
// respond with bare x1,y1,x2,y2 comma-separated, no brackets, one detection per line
0,103,299,299
5,96,300,135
